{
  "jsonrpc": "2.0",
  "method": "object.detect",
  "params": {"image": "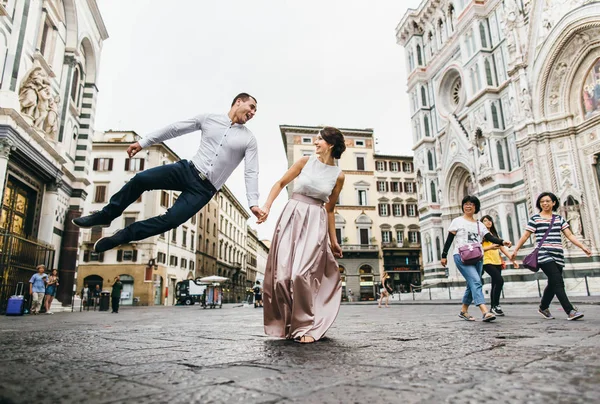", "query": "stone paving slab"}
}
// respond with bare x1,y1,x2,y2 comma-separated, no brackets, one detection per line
1,301,599,403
